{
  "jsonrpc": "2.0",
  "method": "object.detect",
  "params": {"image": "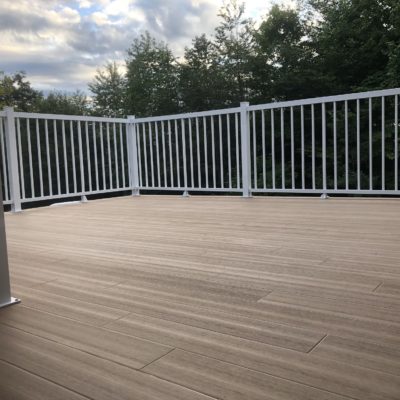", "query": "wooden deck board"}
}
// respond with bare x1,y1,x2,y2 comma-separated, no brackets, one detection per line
0,360,90,400
0,195,400,399
30,279,326,352
106,311,400,400
143,349,350,400
0,306,173,369
311,334,400,376
0,324,213,400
